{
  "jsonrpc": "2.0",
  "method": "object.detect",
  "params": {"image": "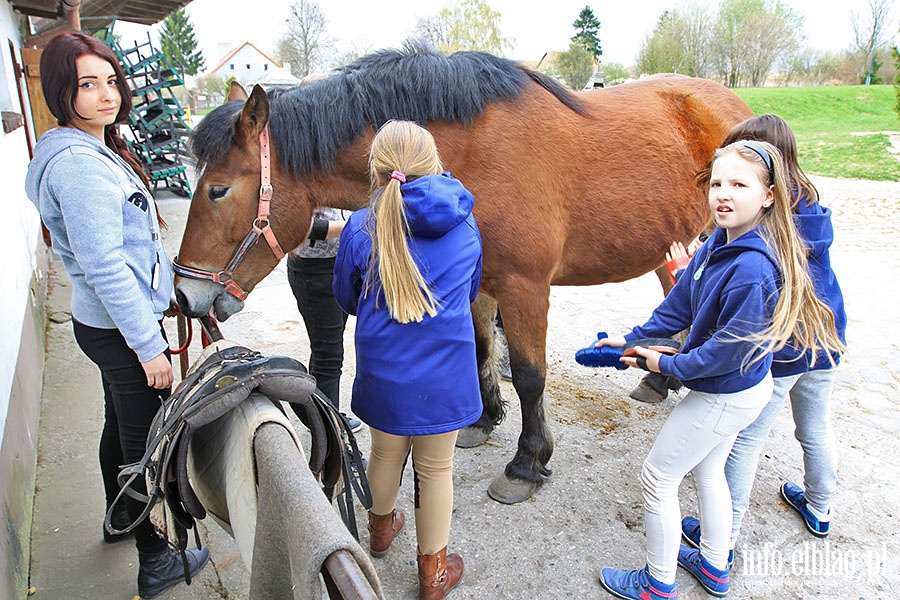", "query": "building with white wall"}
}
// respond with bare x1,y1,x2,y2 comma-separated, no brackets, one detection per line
206,41,282,87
